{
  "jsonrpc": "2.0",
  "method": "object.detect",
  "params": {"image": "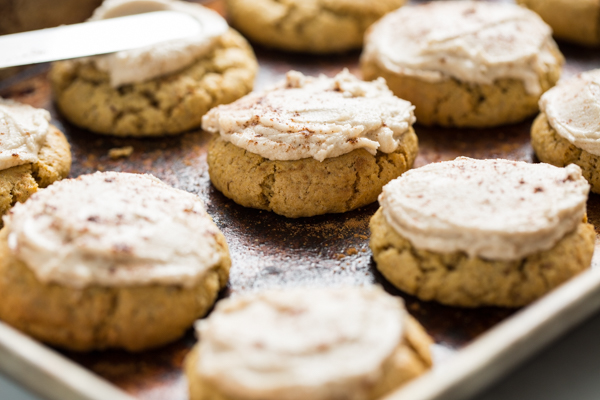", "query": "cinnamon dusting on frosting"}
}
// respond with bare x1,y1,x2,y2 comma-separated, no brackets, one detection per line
5,172,225,288
362,1,562,95
202,69,415,162
380,158,589,260
195,286,405,400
